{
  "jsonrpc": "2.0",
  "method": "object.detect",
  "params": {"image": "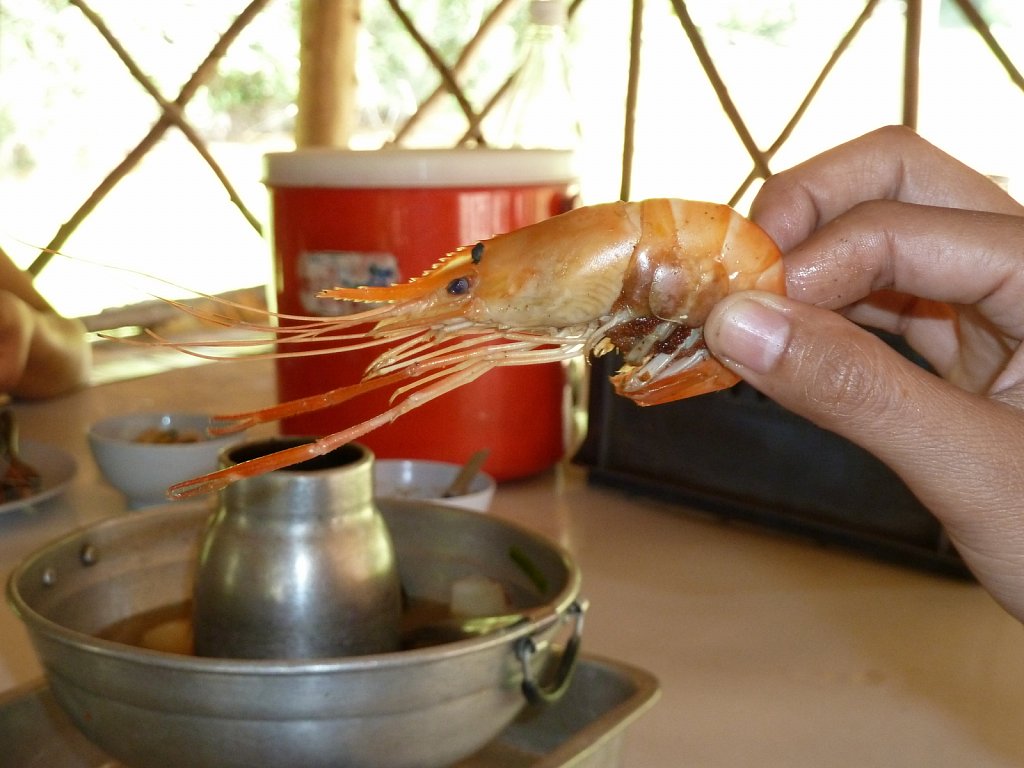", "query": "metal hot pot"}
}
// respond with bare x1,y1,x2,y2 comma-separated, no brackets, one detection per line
7,492,583,768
